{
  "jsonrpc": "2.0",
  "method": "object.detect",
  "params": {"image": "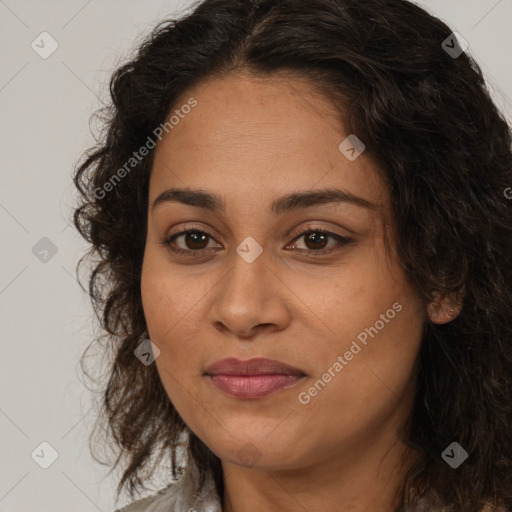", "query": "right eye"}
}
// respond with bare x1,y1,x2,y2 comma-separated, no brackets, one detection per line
161,229,221,256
